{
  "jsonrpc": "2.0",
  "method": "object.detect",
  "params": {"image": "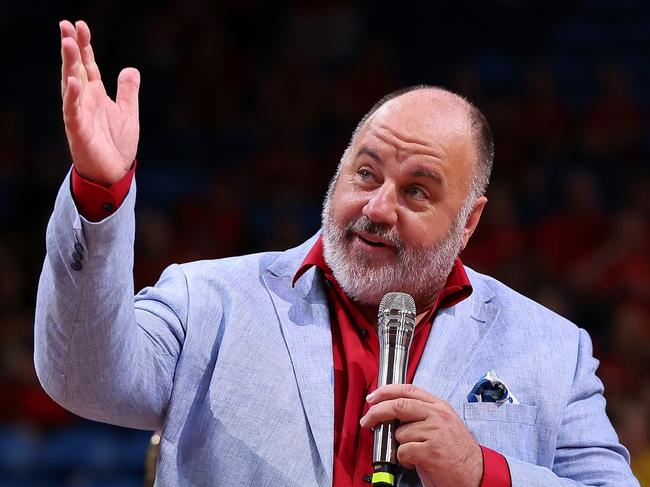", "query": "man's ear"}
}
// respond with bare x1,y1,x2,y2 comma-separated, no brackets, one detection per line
460,196,487,250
